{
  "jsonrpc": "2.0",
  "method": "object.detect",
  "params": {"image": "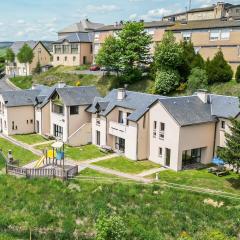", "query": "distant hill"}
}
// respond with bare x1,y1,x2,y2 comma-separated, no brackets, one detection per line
0,42,13,48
